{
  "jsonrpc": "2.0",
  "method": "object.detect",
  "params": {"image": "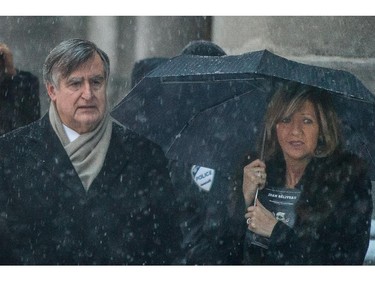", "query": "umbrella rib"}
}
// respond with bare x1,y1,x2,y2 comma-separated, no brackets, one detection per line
357,133,375,168
160,77,262,84
332,92,375,104
364,145,375,167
